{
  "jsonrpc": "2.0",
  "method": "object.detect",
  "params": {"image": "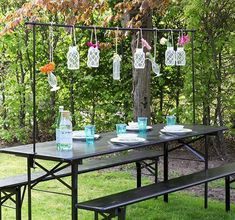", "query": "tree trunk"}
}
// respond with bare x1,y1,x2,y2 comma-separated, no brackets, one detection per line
131,13,152,123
